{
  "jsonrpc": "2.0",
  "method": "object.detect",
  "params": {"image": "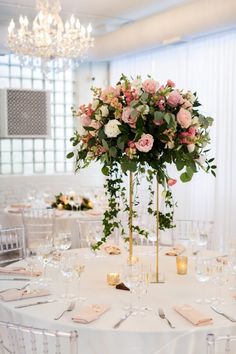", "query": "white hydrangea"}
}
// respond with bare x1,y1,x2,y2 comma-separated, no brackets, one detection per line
136,104,149,115
187,144,195,153
100,105,109,117
104,119,121,138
